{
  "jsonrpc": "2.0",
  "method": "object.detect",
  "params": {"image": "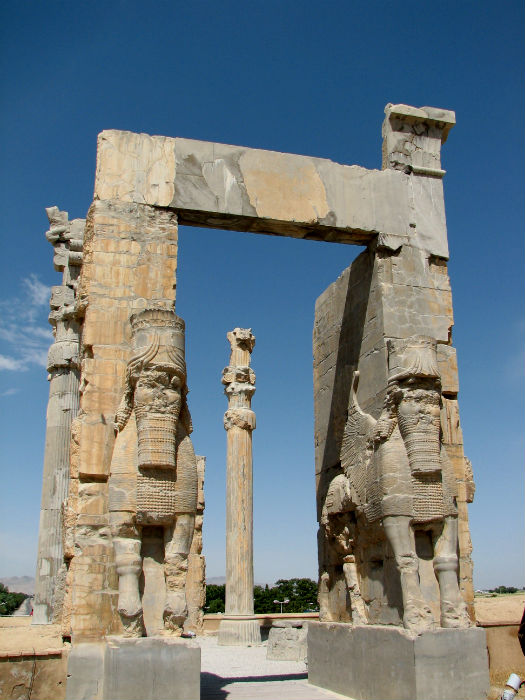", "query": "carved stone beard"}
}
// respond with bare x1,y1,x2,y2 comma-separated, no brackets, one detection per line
396,378,441,476
133,364,183,469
